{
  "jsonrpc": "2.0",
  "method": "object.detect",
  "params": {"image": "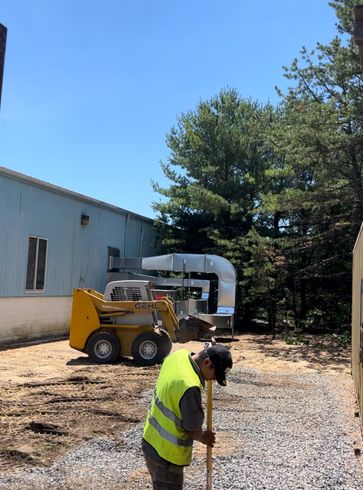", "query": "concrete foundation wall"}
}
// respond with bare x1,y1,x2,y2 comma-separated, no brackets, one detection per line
0,296,72,344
